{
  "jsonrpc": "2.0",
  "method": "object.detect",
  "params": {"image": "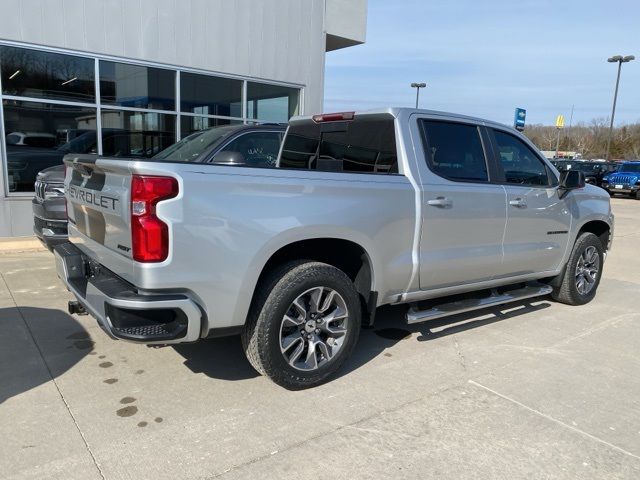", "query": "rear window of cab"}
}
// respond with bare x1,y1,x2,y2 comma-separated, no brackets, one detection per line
279,115,398,174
